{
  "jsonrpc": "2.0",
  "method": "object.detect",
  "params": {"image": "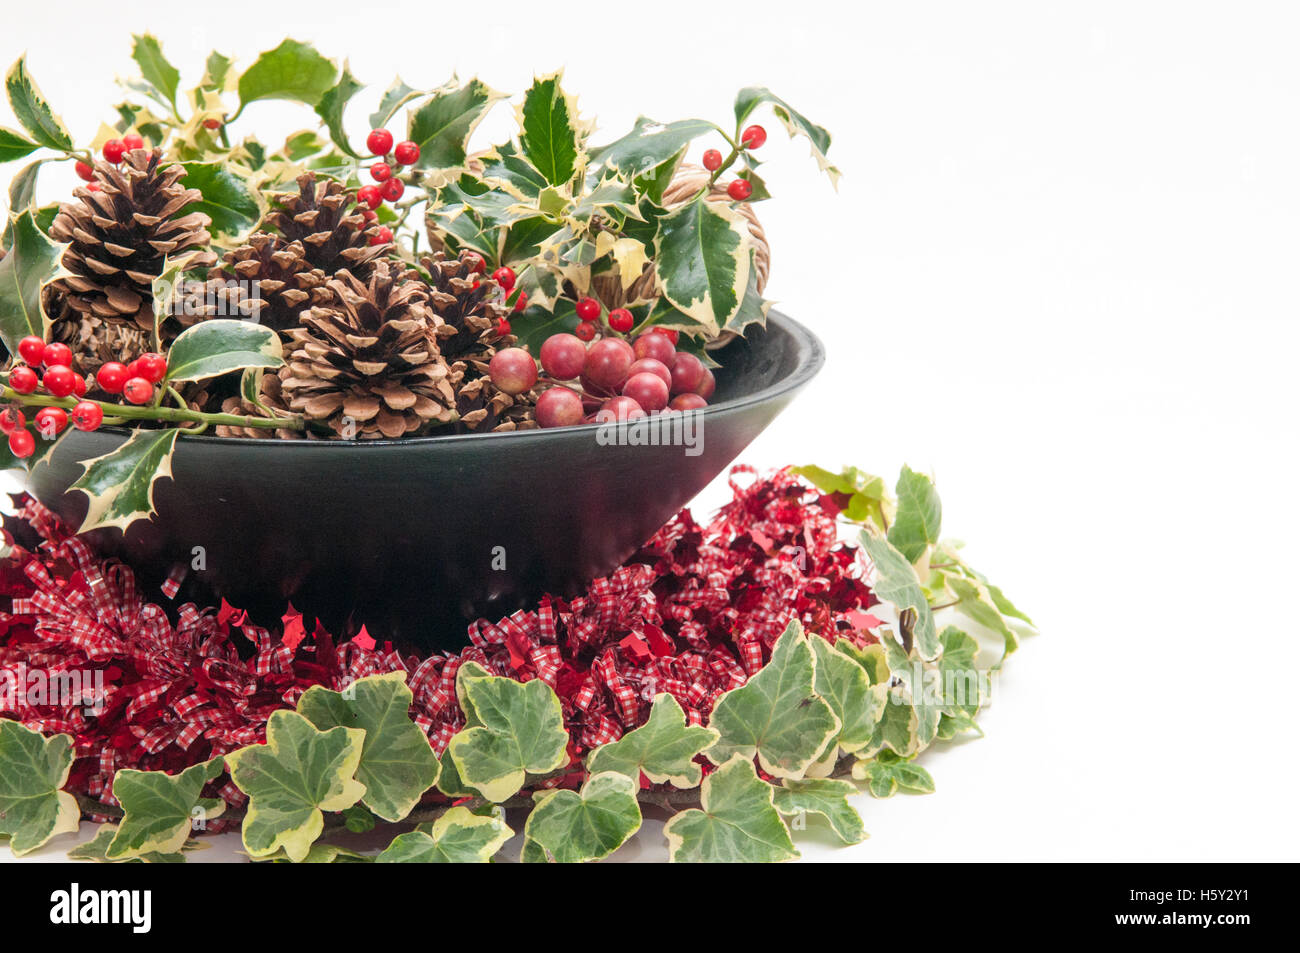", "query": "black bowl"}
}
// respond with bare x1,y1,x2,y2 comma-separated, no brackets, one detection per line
29,310,824,651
